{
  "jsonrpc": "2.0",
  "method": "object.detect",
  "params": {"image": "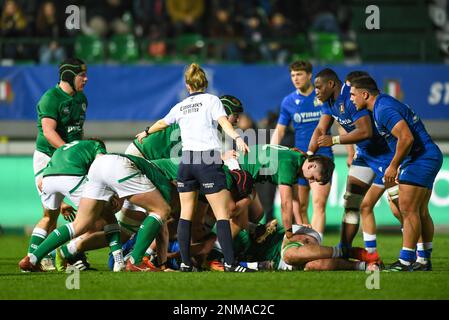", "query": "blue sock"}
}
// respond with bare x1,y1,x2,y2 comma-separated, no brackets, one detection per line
399,247,416,263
